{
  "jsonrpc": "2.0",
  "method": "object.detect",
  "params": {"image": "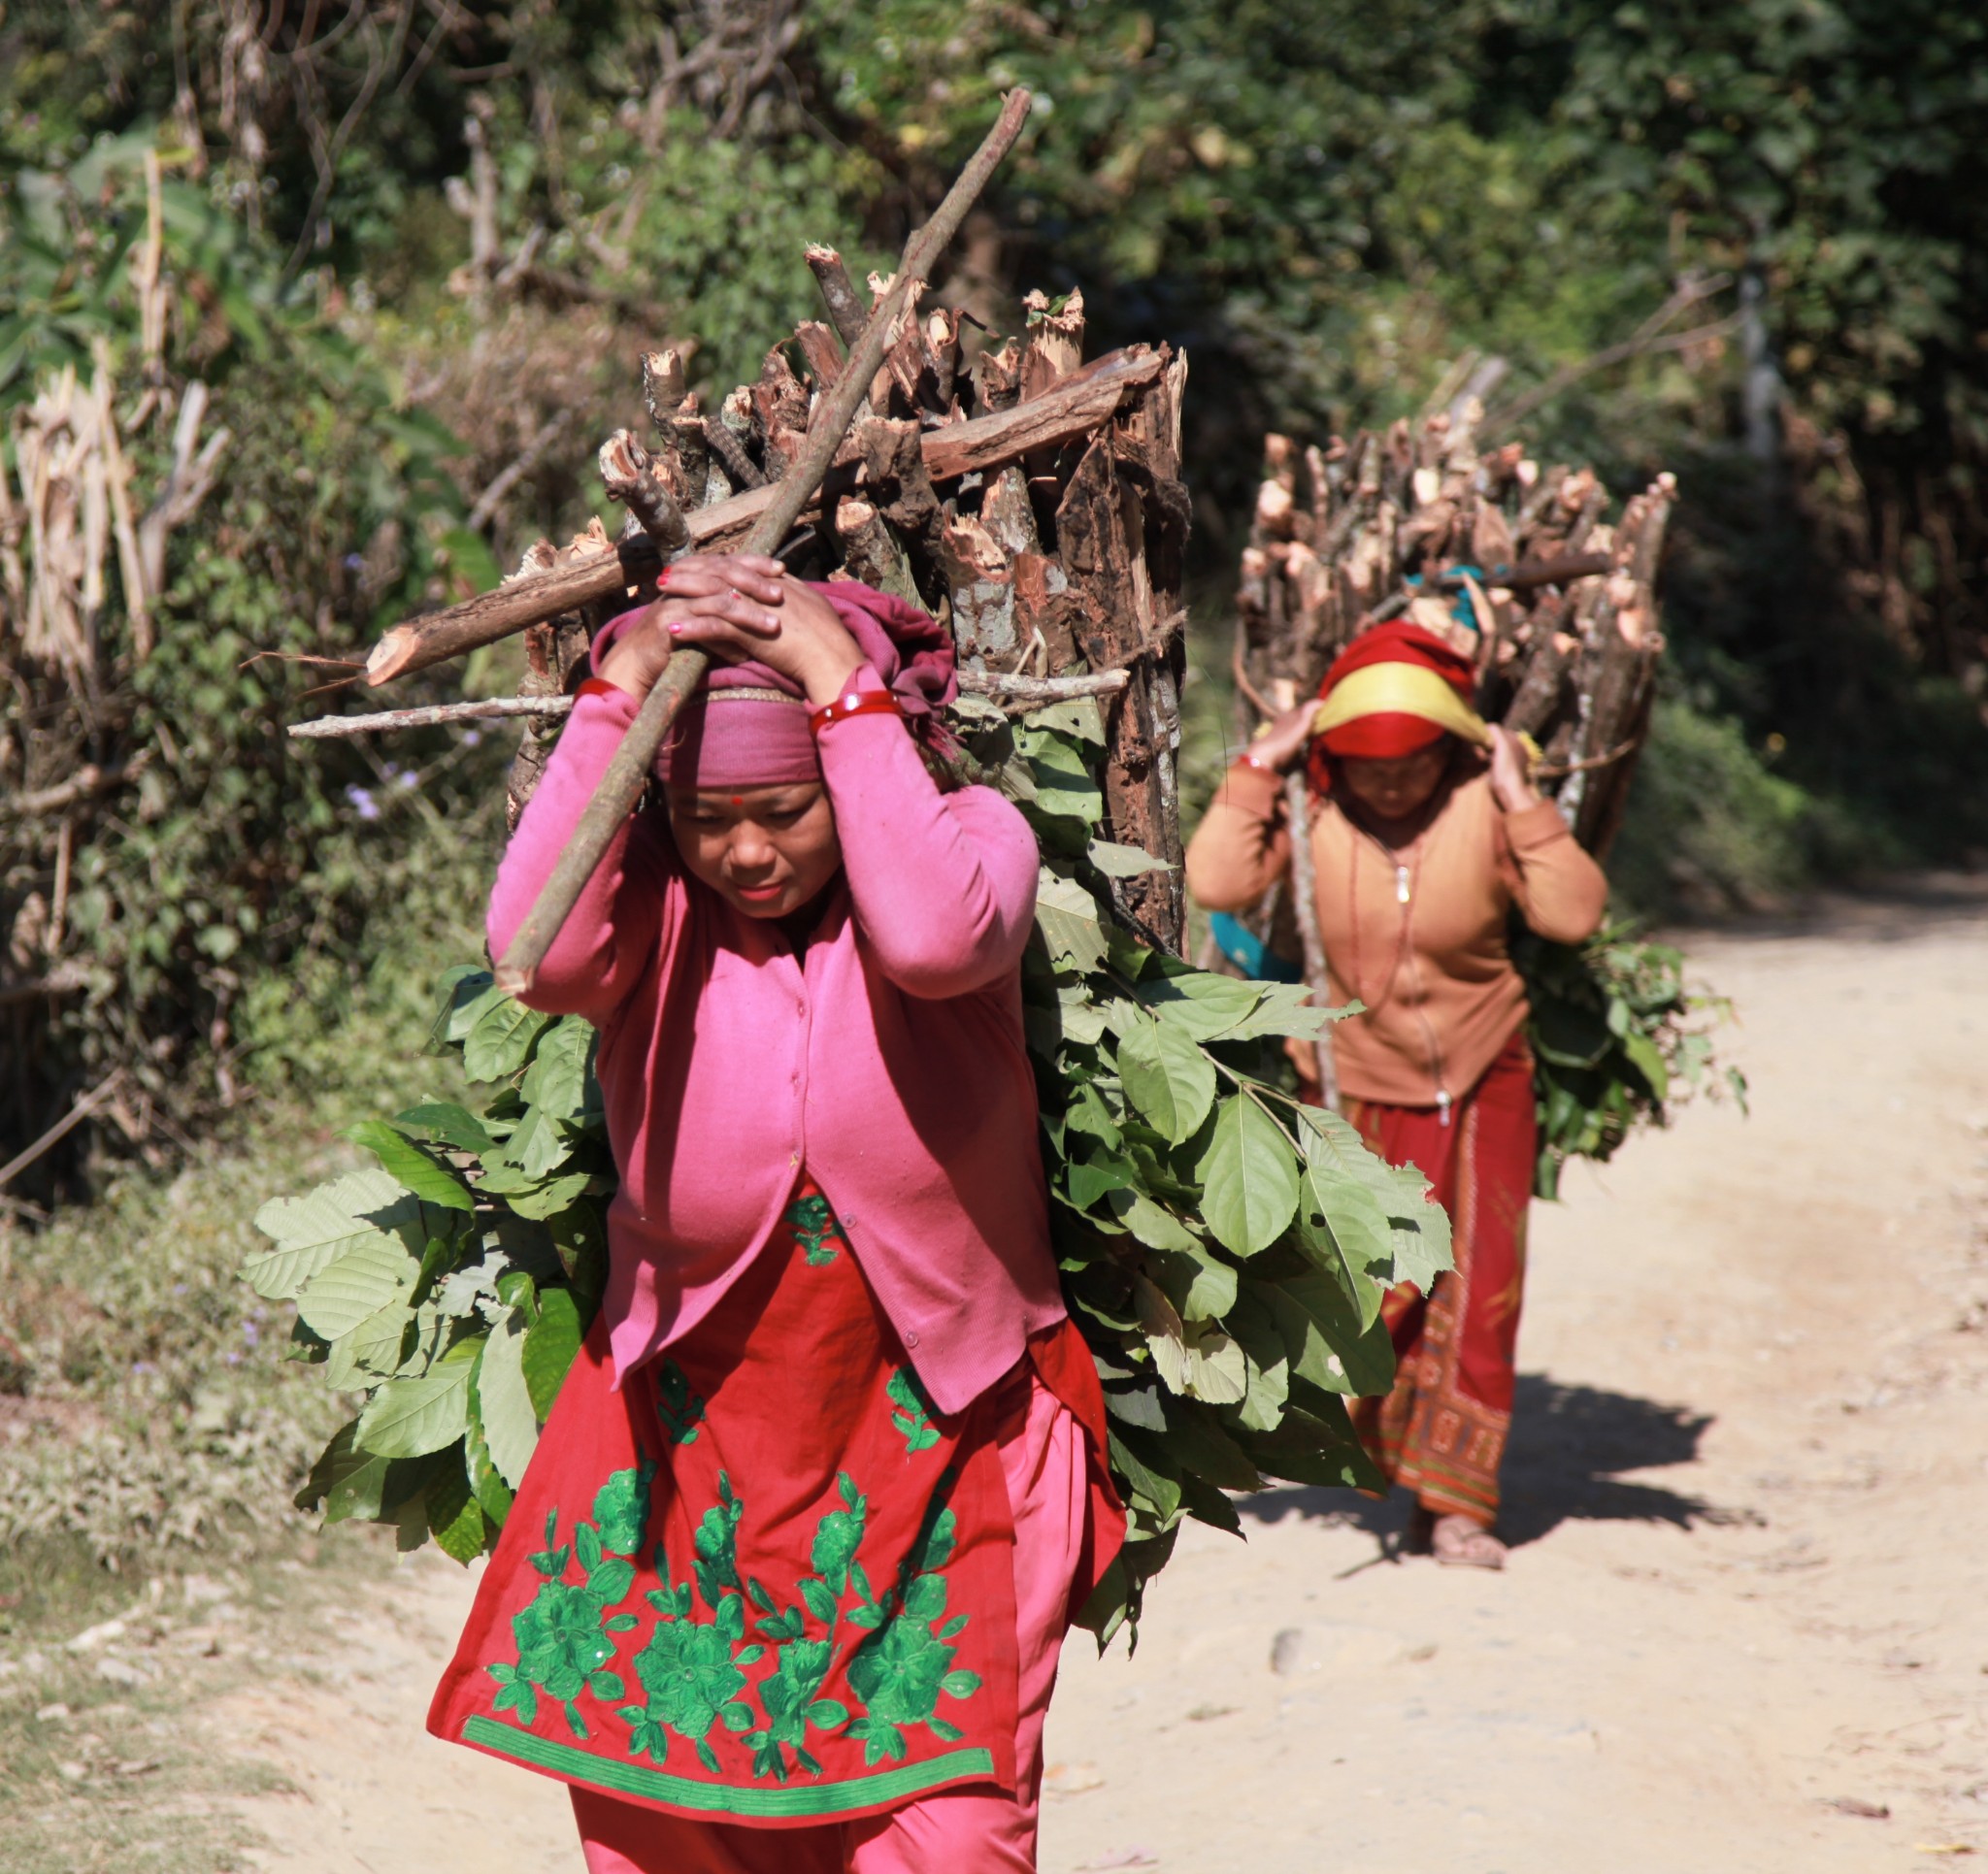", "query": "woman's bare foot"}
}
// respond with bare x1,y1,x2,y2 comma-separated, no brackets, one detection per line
1430,1513,1508,1569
